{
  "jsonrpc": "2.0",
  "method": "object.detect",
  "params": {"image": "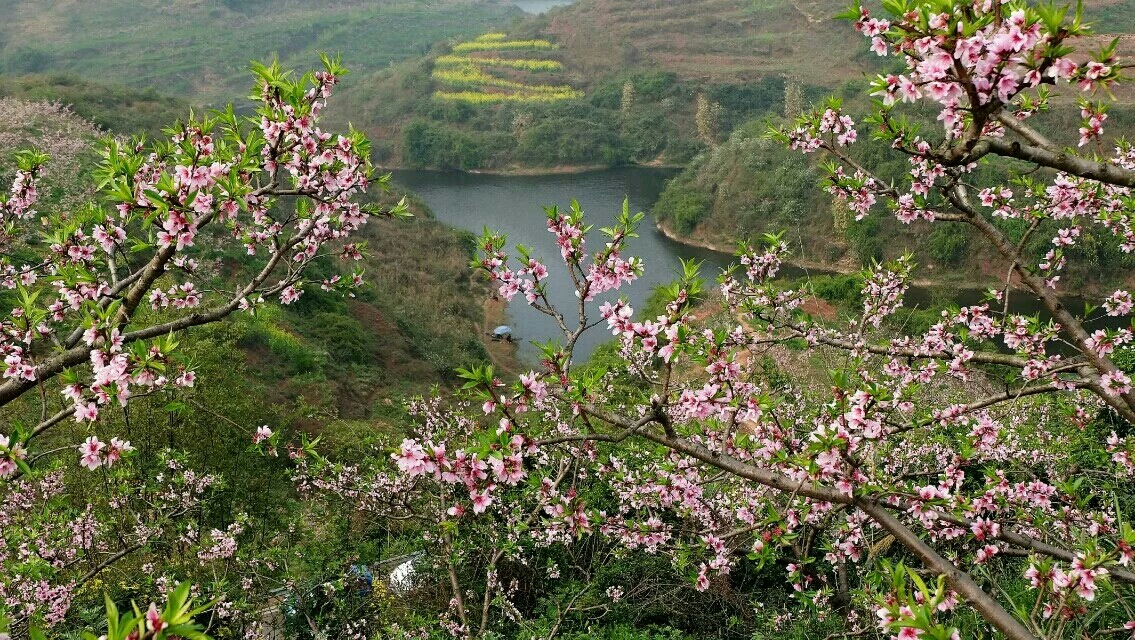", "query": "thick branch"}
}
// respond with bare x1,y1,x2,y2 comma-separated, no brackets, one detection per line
945,186,1135,424
994,113,1060,154
944,138,1135,187
856,500,1038,640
